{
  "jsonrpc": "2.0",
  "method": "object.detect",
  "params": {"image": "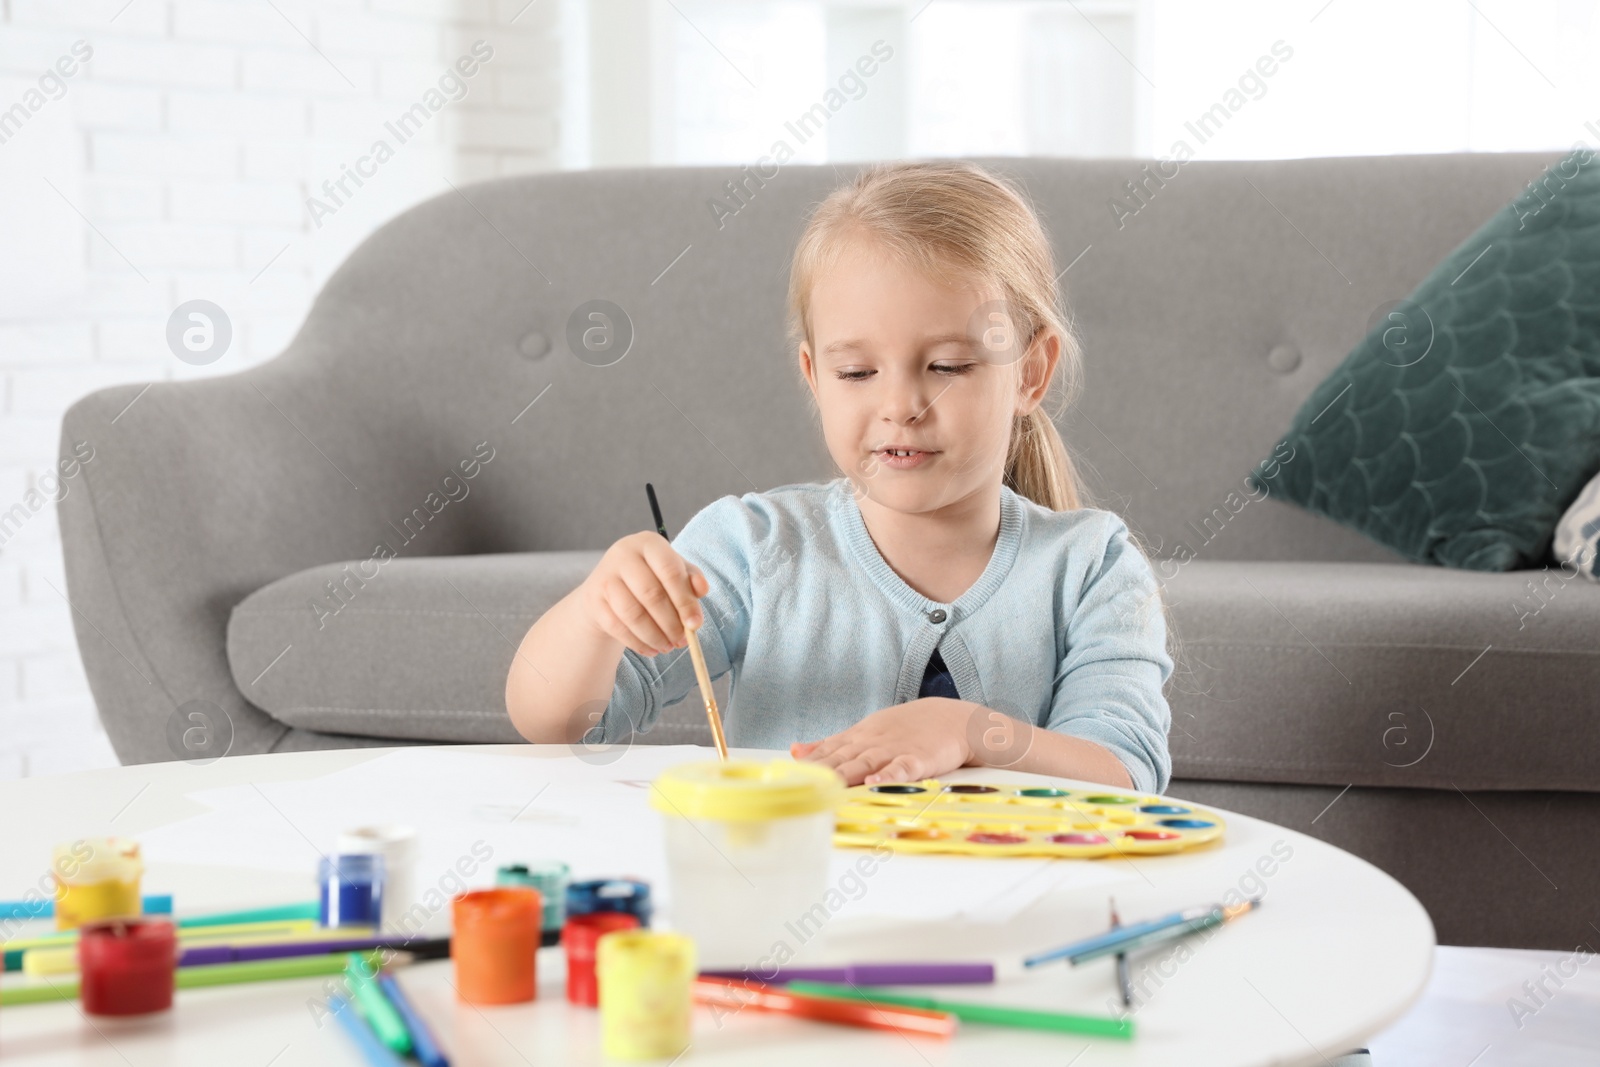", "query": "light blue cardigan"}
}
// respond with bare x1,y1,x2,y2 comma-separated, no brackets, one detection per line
597,477,1174,793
